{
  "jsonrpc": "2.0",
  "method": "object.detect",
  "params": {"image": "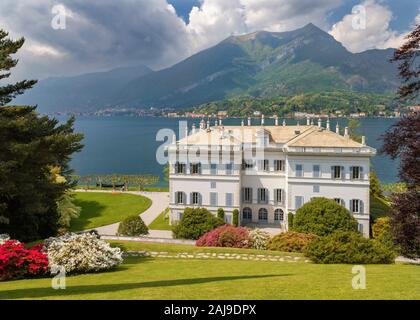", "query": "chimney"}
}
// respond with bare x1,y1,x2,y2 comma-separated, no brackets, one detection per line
362,136,366,145
185,125,189,137
310,118,314,126
248,116,251,126
207,120,210,129
200,119,205,130
326,118,330,130
214,118,218,127
344,127,349,138
261,114,265,126
275,115,279,126
192,123,196,134
318,118,322,128
336,123,340,134
306,117,310,126
241,119,245,127
219,118,223,126
283,119,286,127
